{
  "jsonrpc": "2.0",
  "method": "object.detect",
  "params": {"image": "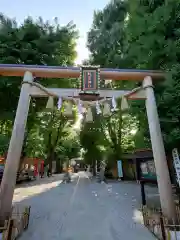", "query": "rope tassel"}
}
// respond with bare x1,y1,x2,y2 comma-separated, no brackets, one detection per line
96,101,101,115
111,96,117,112
57,97,62,110
78,100,83,114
